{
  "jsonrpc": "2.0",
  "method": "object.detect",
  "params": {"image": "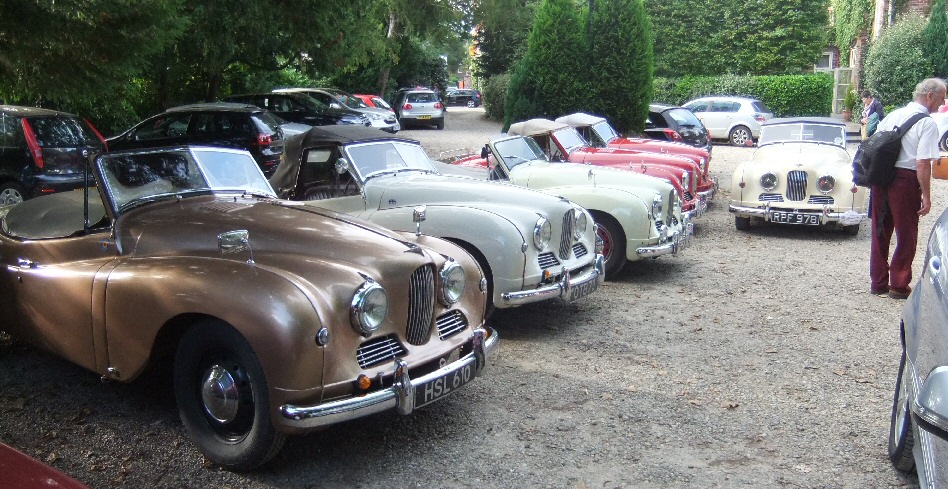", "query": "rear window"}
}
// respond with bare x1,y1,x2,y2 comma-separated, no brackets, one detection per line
251,112,282,136
752,101,771,113
407,92,437,103
26,116,99,147
666,108,703,128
